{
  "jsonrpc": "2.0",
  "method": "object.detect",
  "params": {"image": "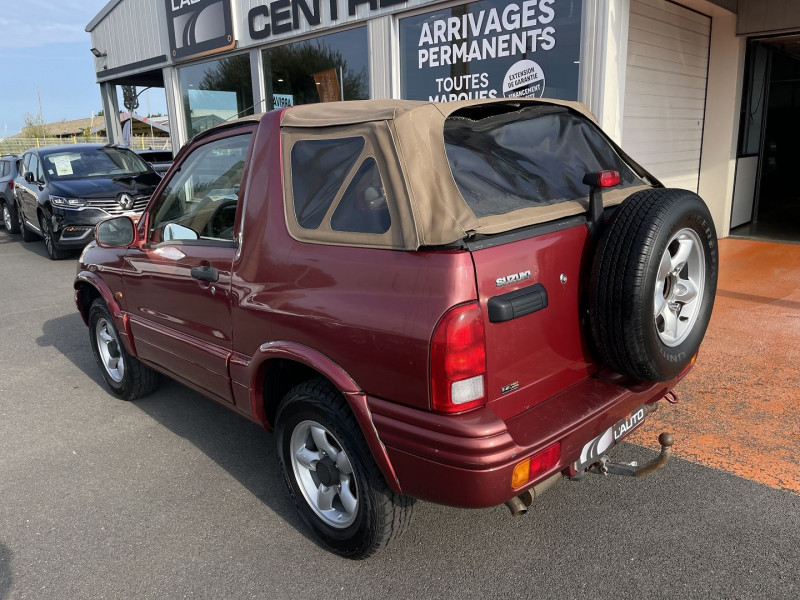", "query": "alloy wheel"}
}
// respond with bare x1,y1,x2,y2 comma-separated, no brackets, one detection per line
289,420,358,528
653,227,705,347
40,215,54,256
95,318,125,383
2,205,11,230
